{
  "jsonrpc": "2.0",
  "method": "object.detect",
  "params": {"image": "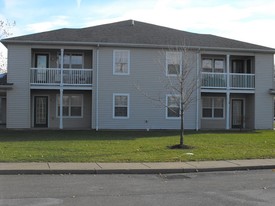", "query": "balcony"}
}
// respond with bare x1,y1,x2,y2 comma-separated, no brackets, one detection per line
30,68,93,88
201,72,255,90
